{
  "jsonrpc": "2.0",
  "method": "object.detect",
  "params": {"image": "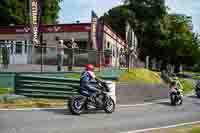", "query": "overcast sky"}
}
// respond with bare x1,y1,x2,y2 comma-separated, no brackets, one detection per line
59,0,200,33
